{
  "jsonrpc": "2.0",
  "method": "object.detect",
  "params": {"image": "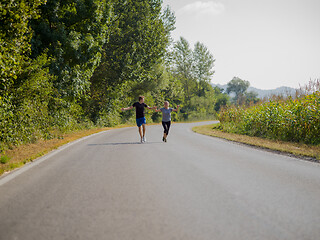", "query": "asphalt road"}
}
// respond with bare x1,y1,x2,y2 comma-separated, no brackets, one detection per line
1,121,320,240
